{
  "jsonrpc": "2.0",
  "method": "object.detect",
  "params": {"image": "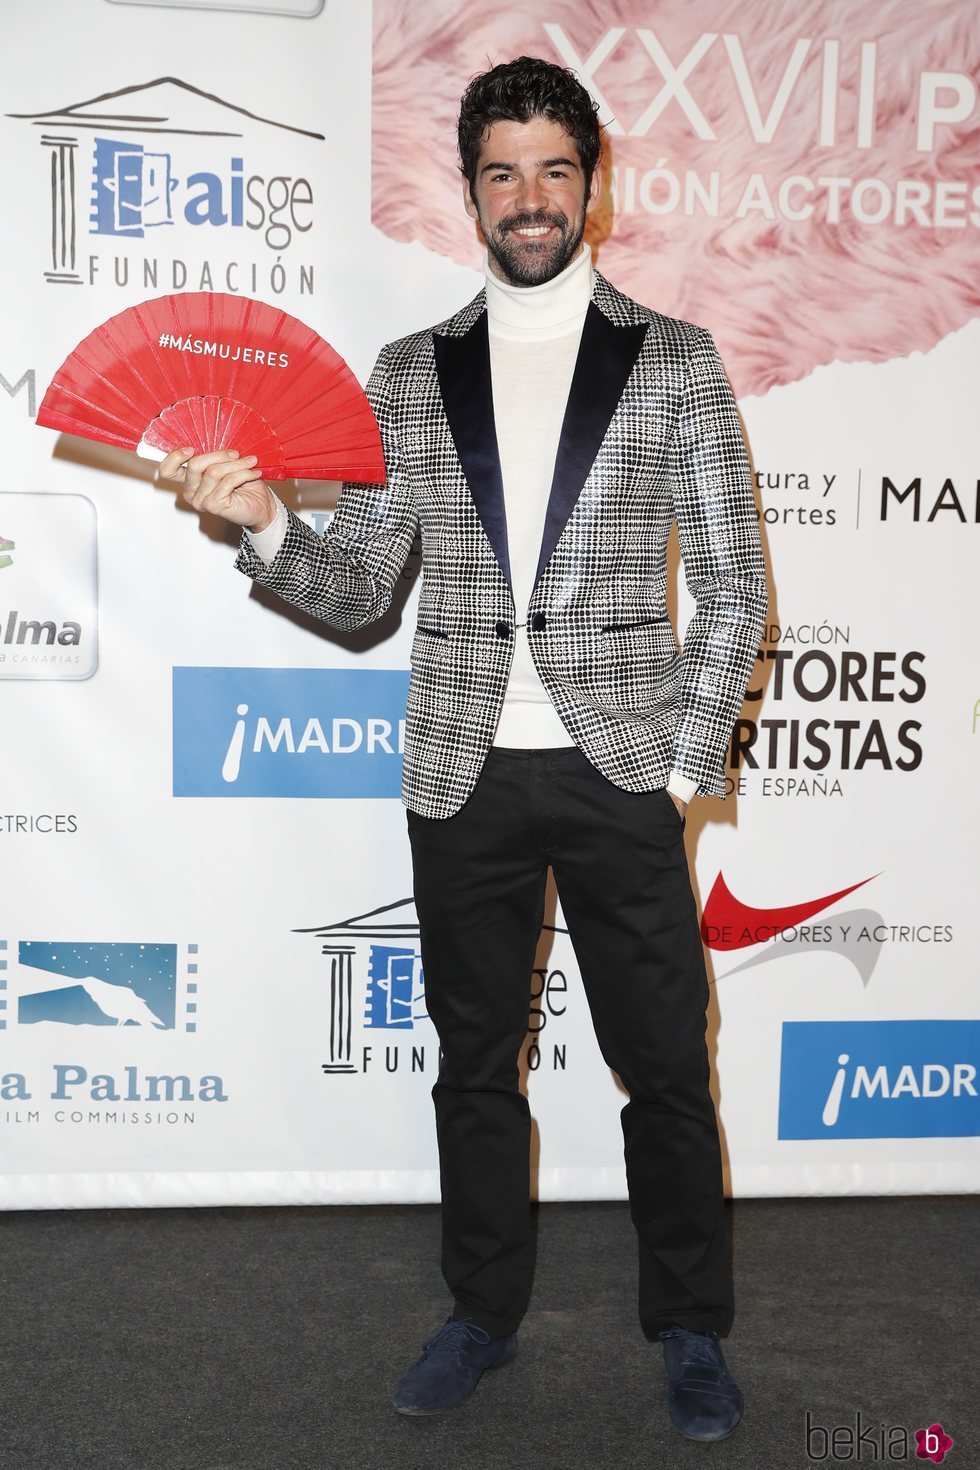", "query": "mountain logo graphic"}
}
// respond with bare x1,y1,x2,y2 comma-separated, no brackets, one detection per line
5,941,199,1032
